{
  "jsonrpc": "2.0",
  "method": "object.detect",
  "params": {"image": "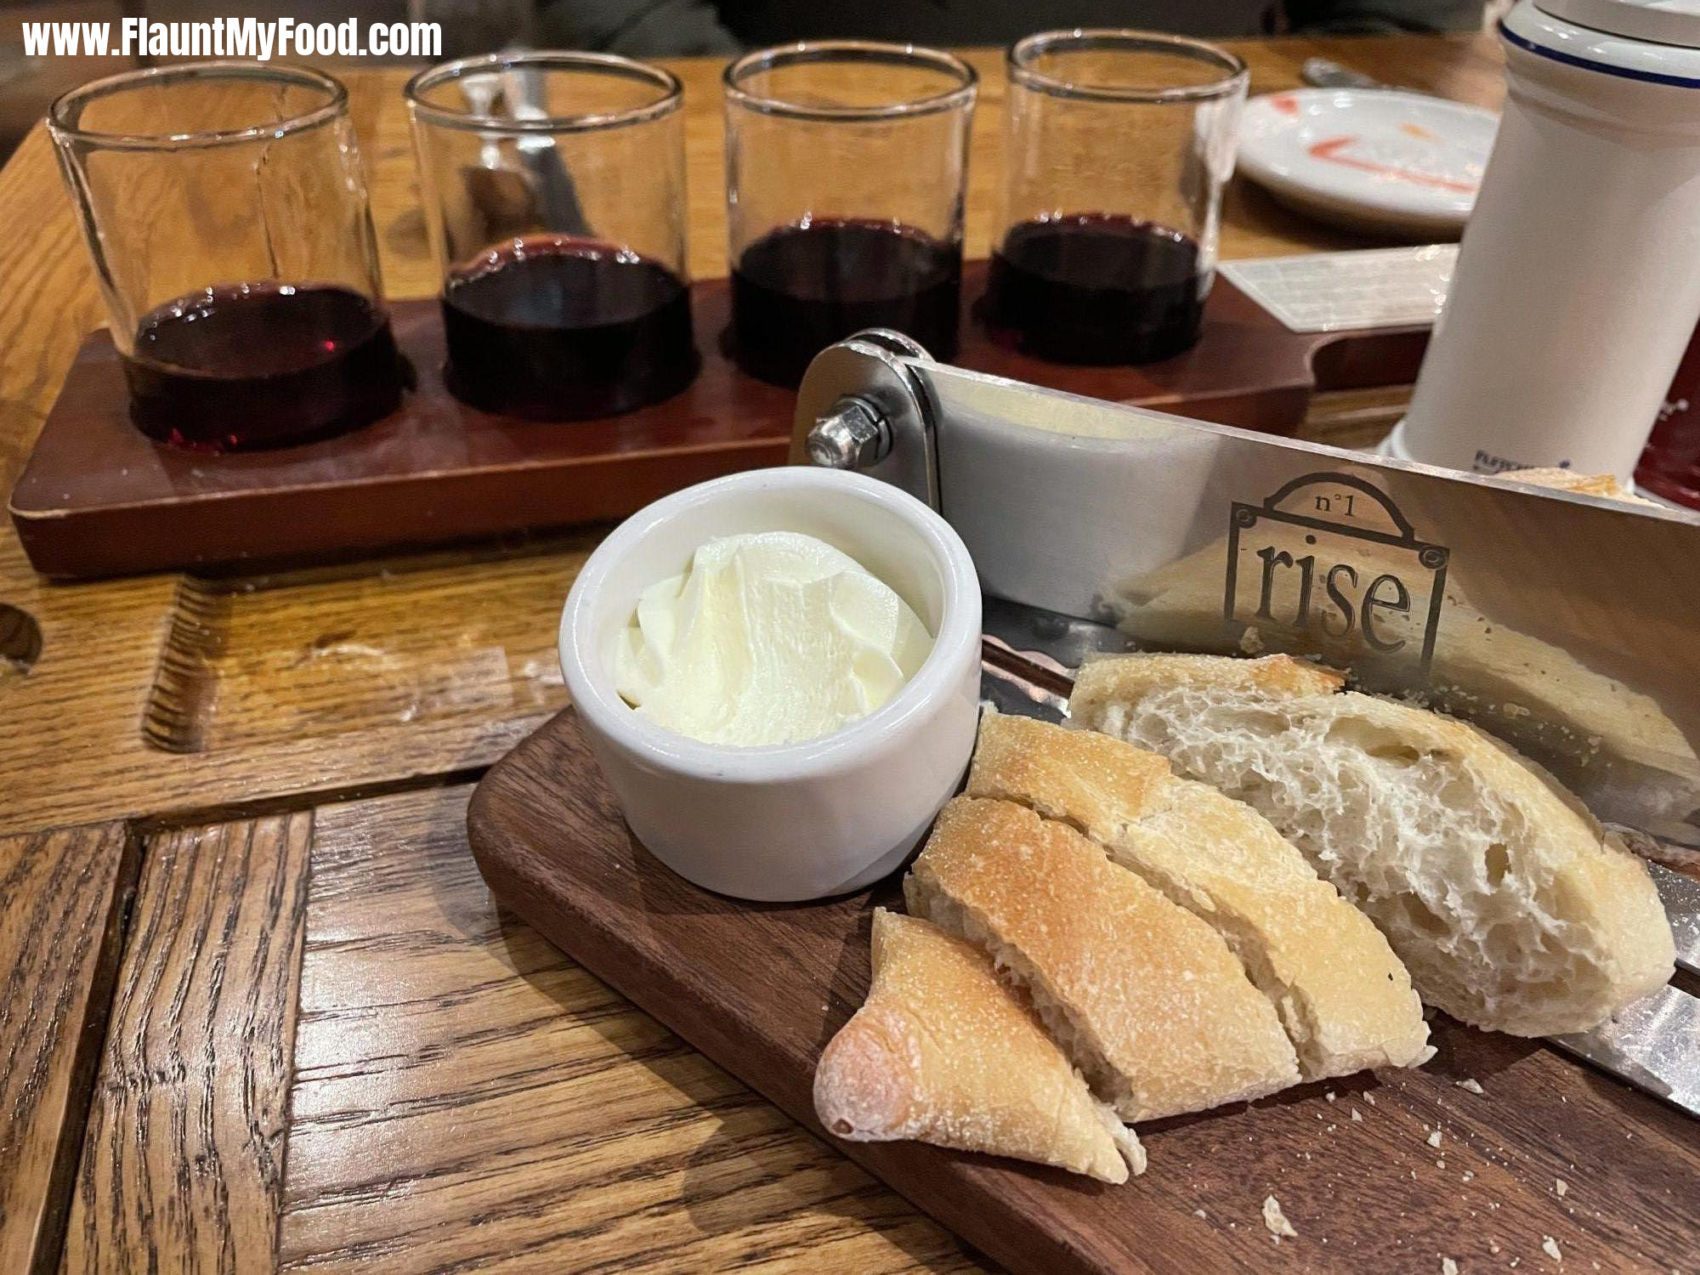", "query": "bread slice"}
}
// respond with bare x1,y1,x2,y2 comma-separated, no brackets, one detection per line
905,797,1300,1121
967,712,1430,1079
814,909,1144,1182
1071,653,1676,1037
